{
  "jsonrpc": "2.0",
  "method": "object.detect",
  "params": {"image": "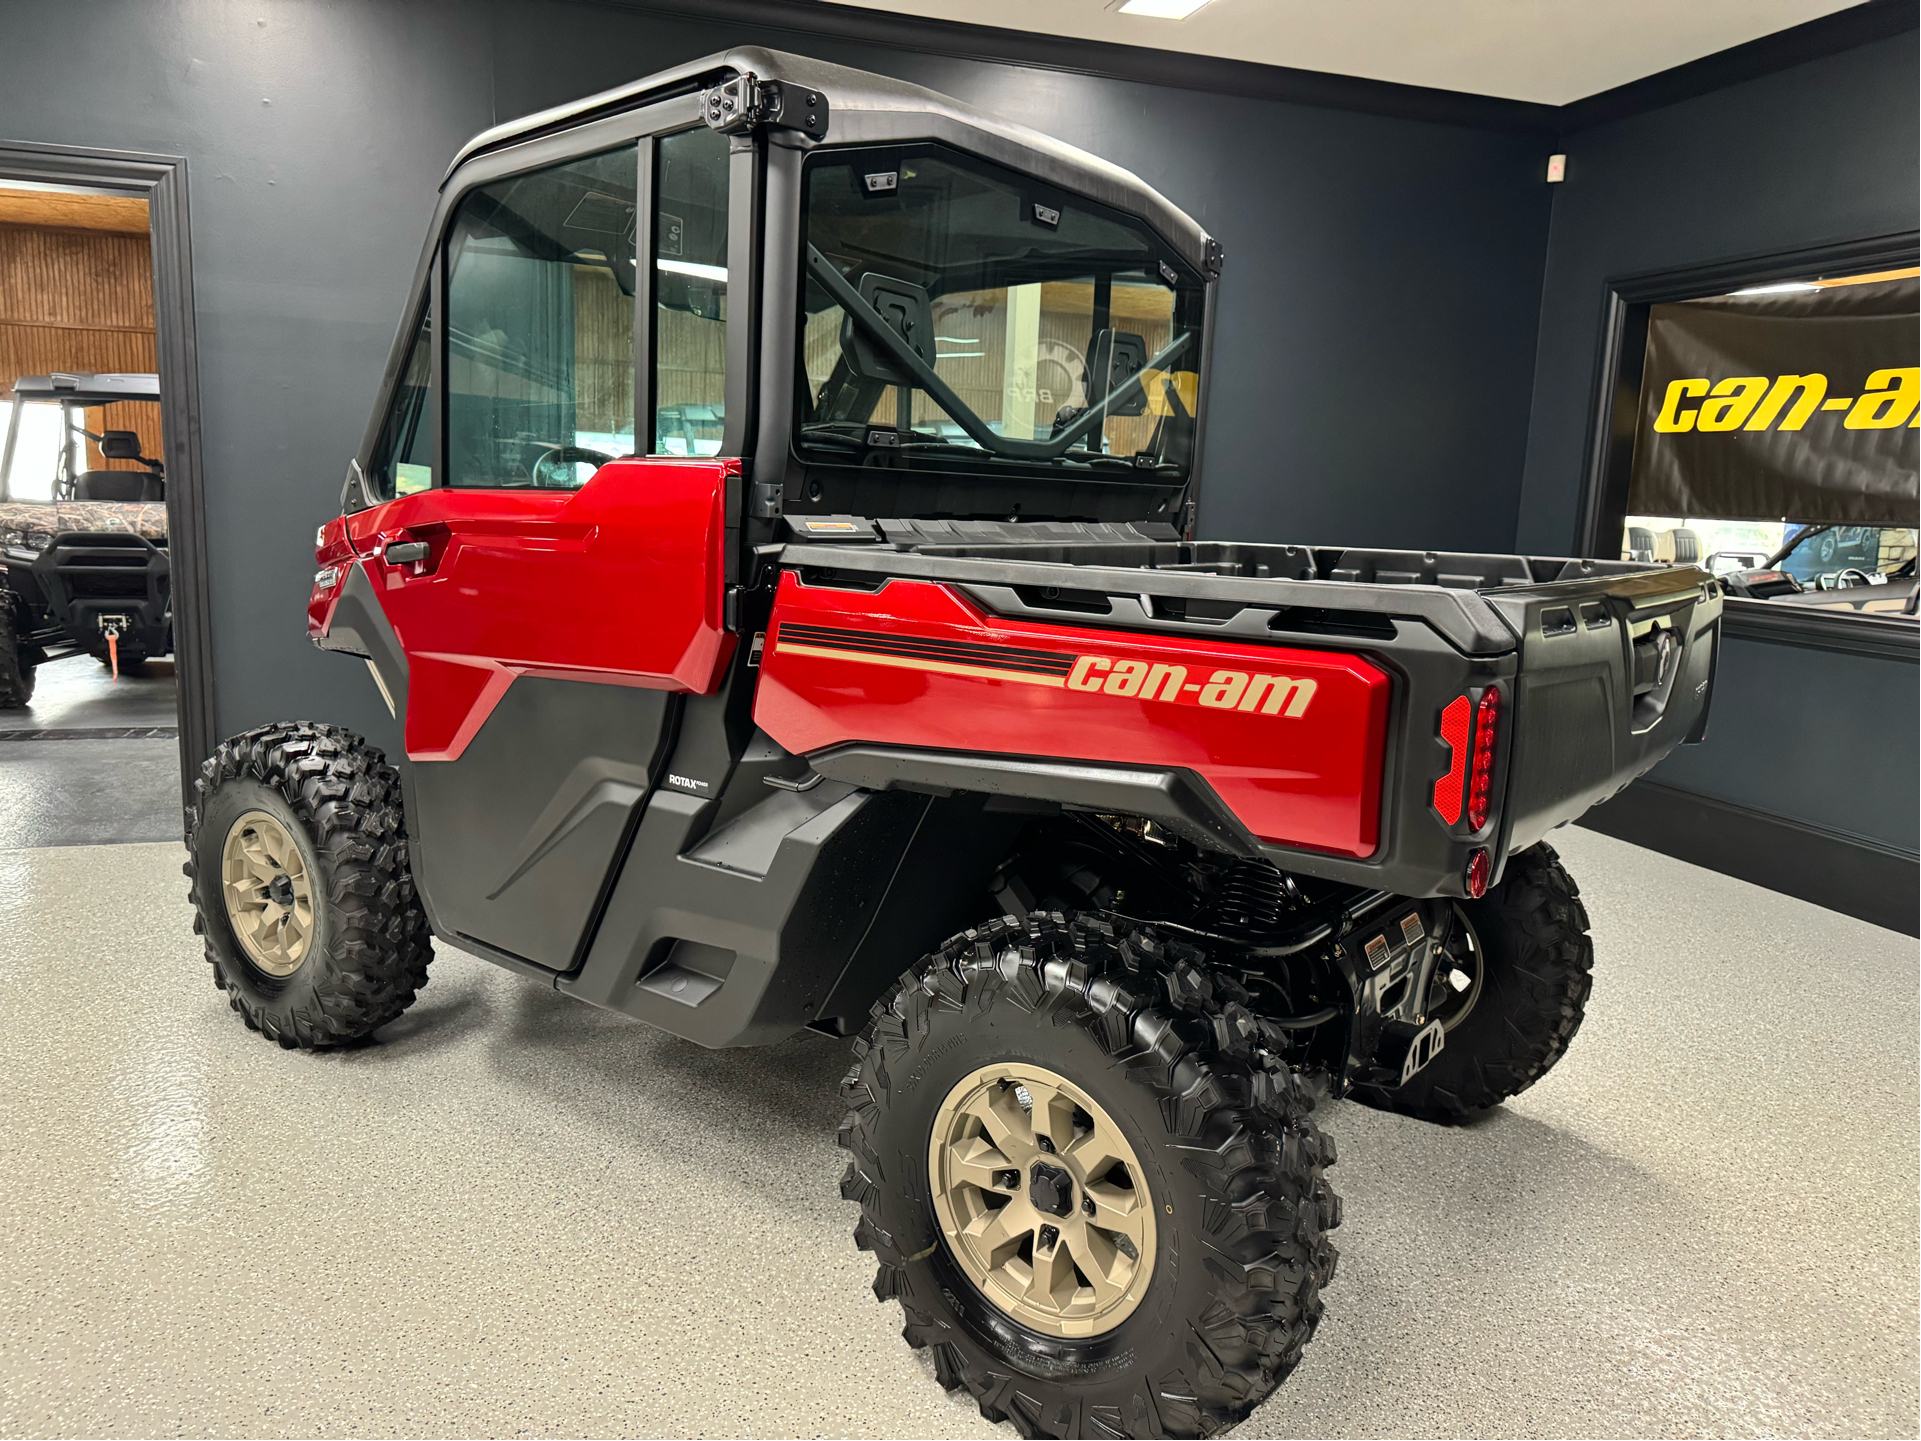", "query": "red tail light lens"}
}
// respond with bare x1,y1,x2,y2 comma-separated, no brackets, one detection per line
1432,695,1471,825
1465,847,1490,898
1466,686,1501,830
